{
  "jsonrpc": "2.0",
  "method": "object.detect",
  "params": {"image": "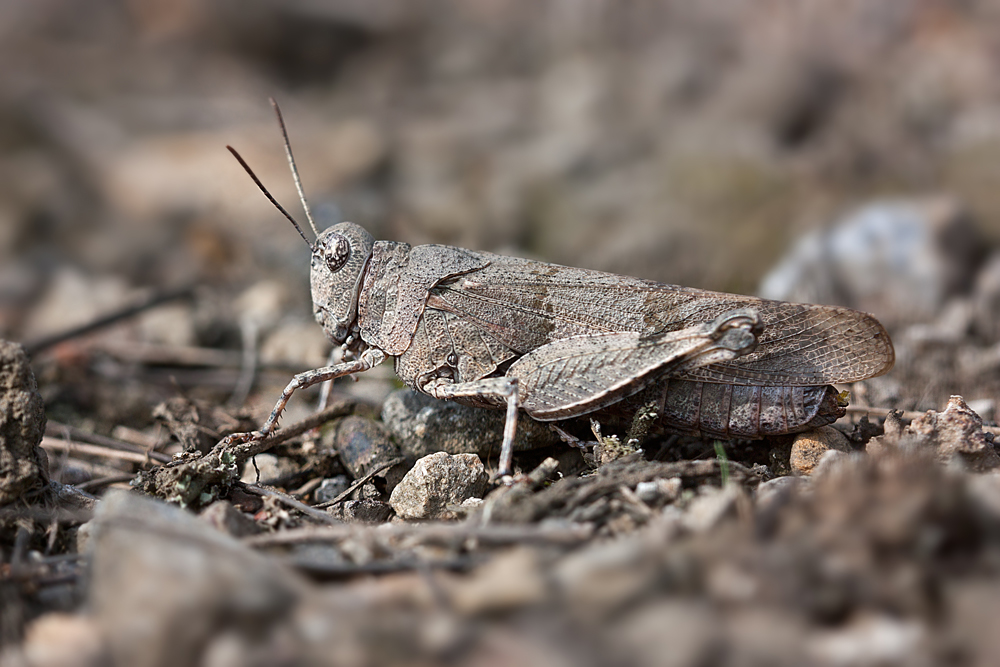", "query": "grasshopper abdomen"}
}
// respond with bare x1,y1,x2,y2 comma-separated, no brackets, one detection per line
659,380,843,439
